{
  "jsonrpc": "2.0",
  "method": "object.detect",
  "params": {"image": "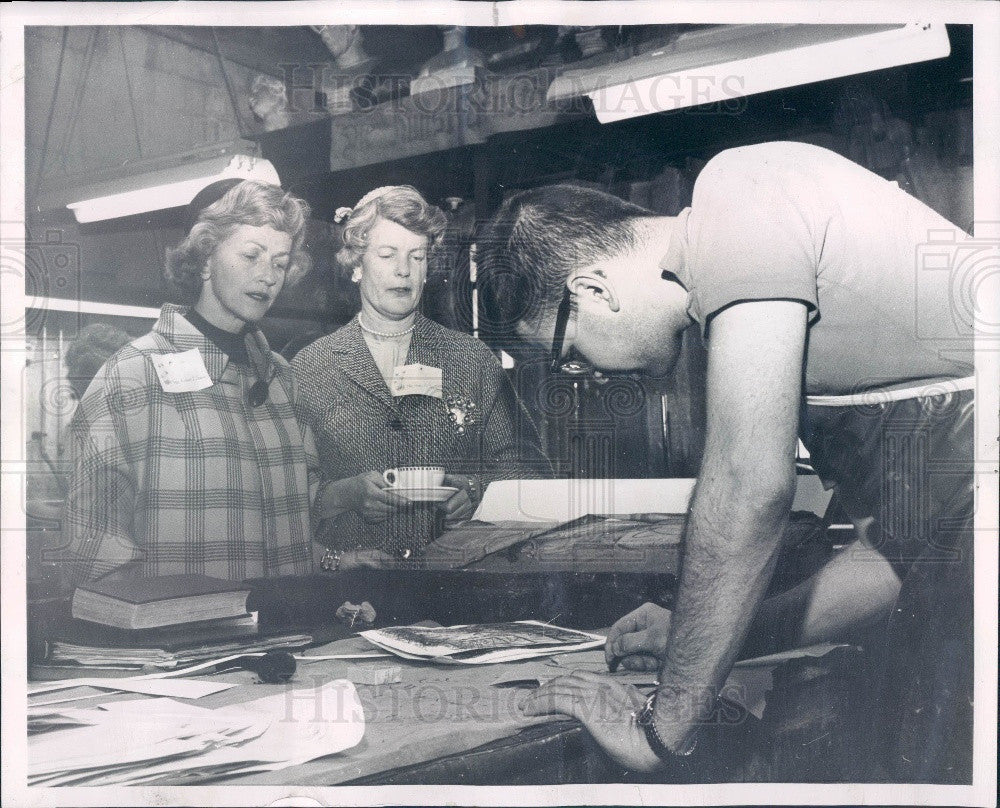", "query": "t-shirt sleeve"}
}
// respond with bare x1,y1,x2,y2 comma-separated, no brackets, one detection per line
684,150,822,334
